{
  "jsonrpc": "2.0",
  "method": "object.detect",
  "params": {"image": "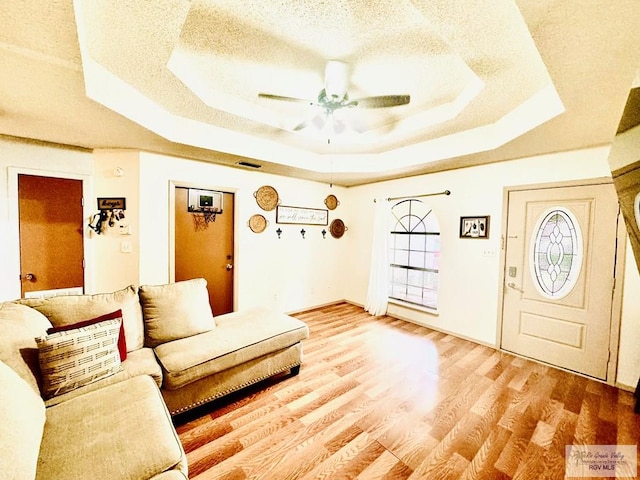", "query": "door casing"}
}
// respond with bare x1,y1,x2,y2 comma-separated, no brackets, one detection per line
497,177,626,385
